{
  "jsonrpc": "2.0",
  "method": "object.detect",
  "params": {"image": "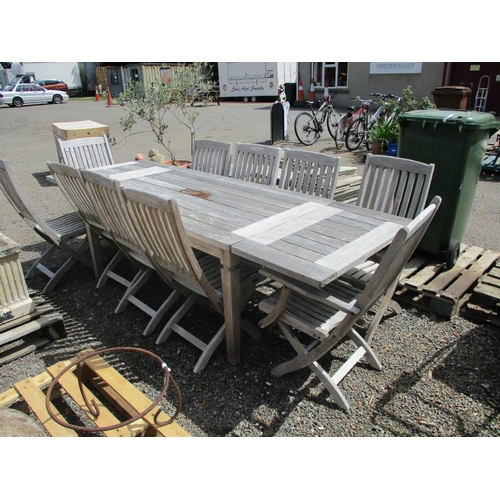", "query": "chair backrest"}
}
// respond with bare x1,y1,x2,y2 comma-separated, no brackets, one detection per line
285,196,441,373
278,149,341,199
79,169,143,253
359,195,441,316
231,143,280,186
0,159,58,242
47,161,104,230
56,134,115,169
356,154,435,219
120,186,222,311
191,139,231,176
